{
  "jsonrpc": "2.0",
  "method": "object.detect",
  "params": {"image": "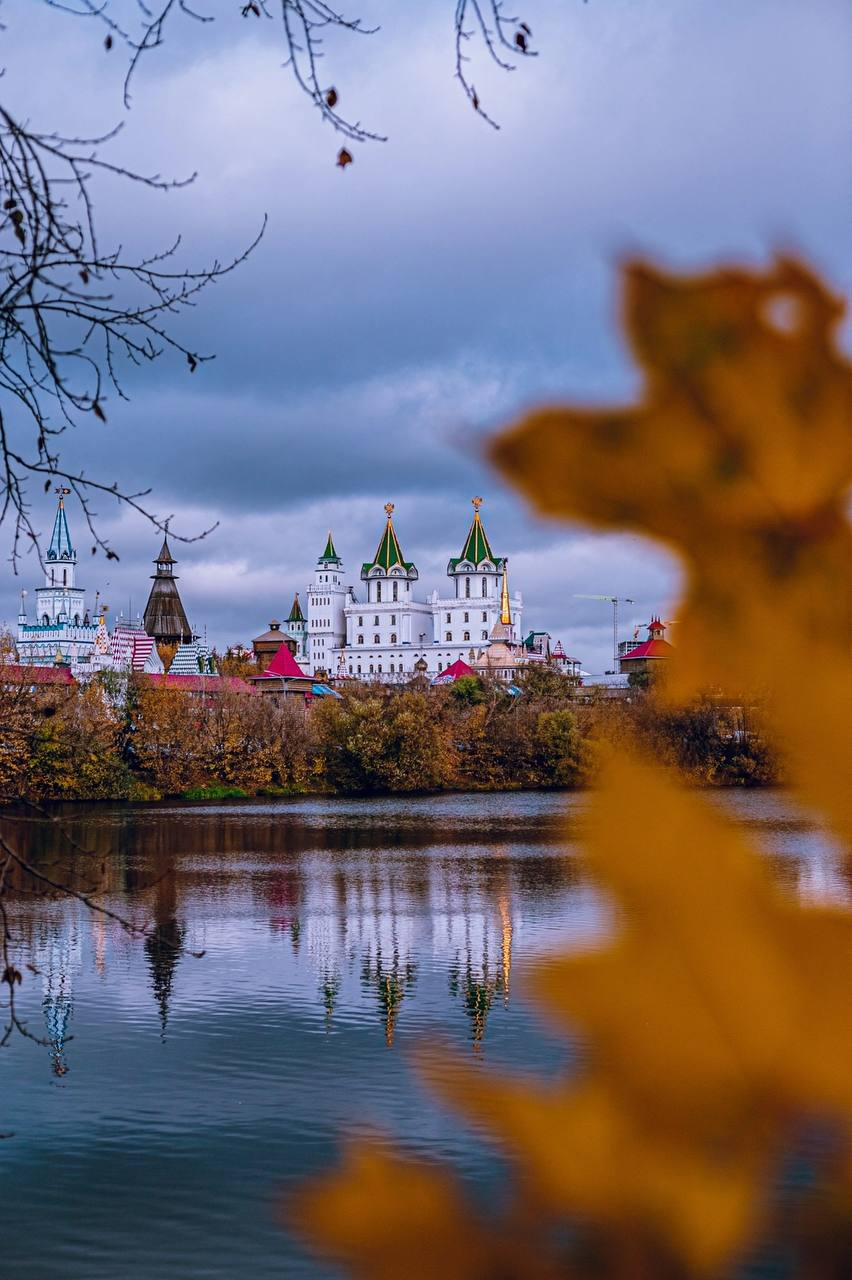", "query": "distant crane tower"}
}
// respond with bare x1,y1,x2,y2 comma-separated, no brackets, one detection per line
574,594,635,667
